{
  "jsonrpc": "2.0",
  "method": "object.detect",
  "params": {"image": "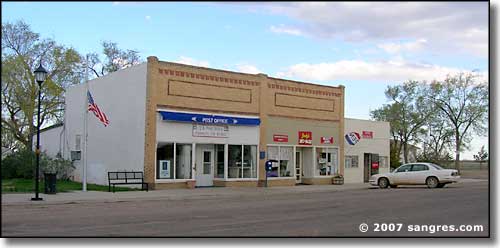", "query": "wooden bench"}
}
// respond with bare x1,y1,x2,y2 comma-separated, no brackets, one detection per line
108,171,148,193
